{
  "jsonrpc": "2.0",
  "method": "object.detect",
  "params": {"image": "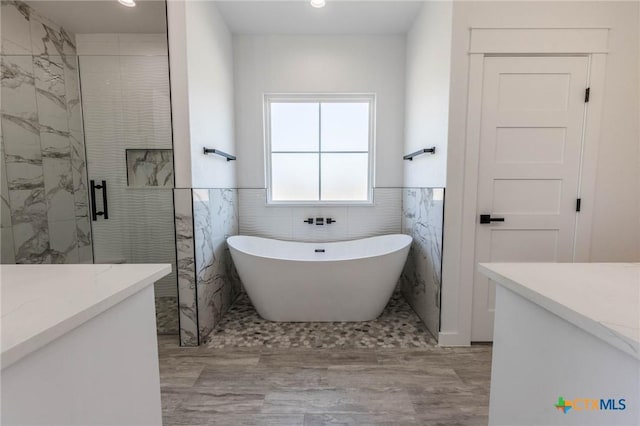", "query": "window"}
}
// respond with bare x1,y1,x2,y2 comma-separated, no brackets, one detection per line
265,94,374,204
